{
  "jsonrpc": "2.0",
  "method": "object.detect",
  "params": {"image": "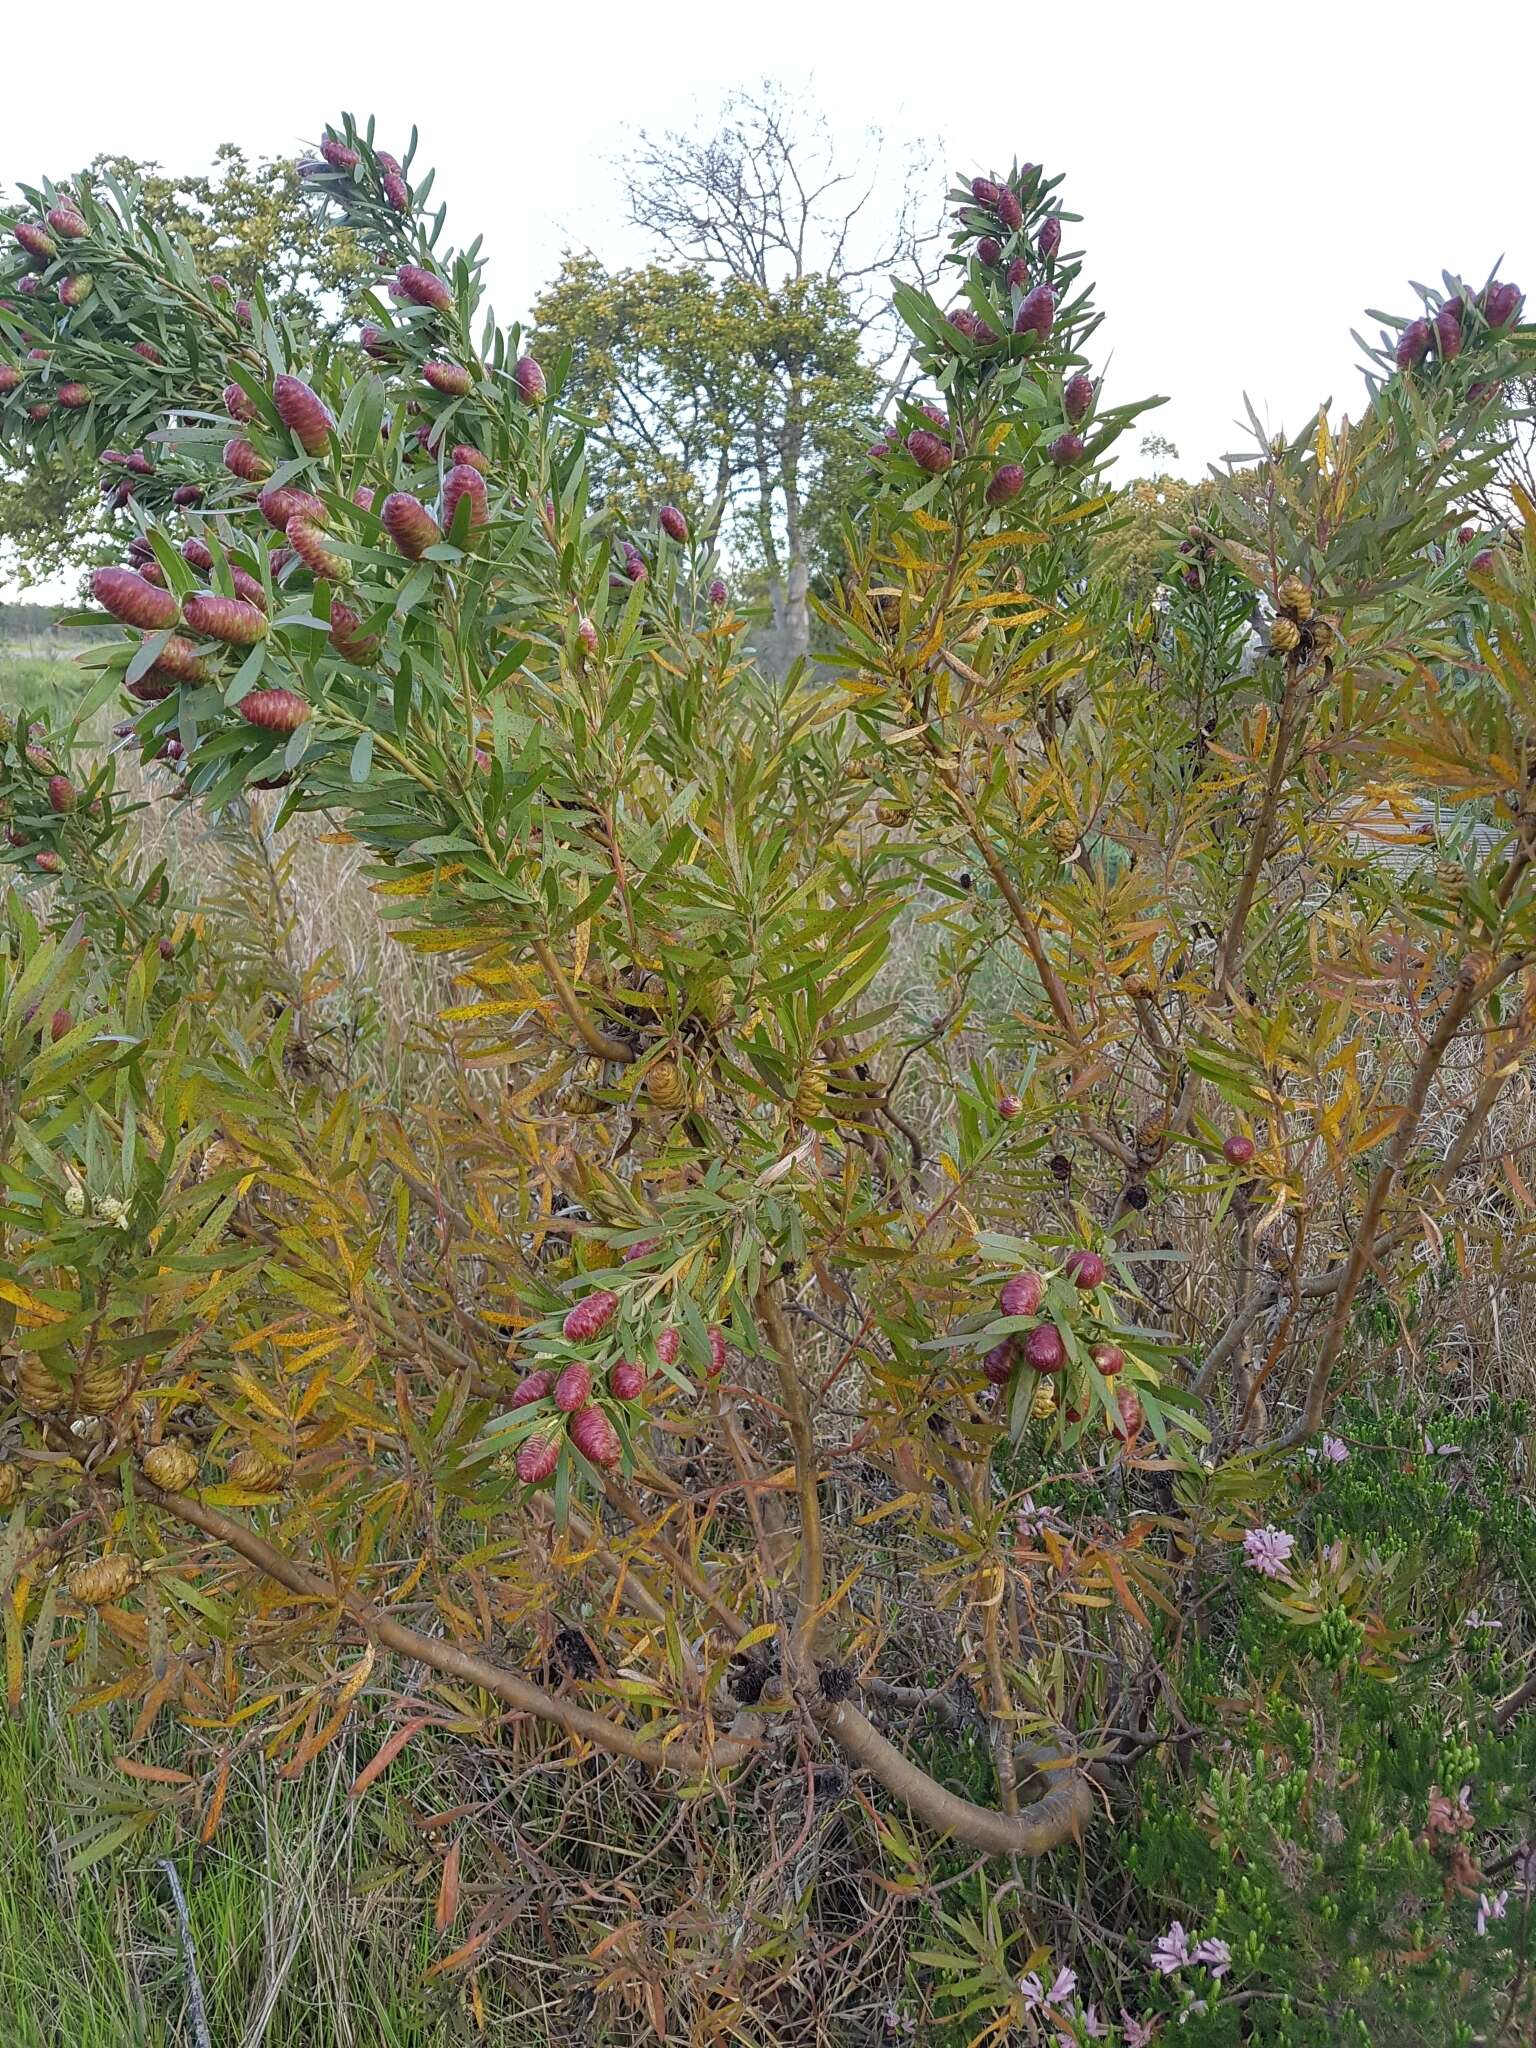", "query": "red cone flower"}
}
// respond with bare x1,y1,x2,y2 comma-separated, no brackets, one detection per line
707,1326,727,1378
1435,299,1464,361
655,1327,681,1367
985,463,1025,507
395,264,451,312
562,1290,619,1343
907,429,952,474
995,188,1022,231
381,491,441,559
983,1339,1016,1384
1223,1133,1256,1166
91,567,179,631
1024,1323,1065,1373
515,1432,560,1484
553,1361,593,1412
659,504,688,543
1014,285,1055,339
513,355,546,404
14,222,56,262
273,374,332,455
569,1405,622,1469
970,177,1001,206
510,1369,555,1407
224,380,259,424
181,539,215,571
1395,318,1432,370
609,1360,646,1401
47,205,87,240
1064,1248,1105,1289
144,636,212,685
1037,216,1061,260
423,359,473,395
57,382,91,409
328,597,380,661
1091,1342,1125,1377
237,688,310,733
977,235,1002,268
441,462,489,533
1000,1270,1044,1318
183,593,268,646
1483,280,1523,329
47,774,76,814
223,438,272,483
321,133,359,172
58,275,94,307
287,514,347,580
1063,372,1094,423
1048,433,1085,467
